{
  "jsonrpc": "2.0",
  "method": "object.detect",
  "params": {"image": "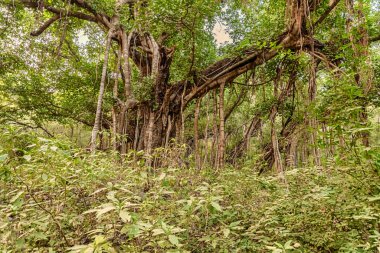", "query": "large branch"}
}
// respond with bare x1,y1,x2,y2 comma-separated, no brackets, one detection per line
20,0,104,26
178,0,333,106
177,0,377,108
181,35,320,106
70,0,112,28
